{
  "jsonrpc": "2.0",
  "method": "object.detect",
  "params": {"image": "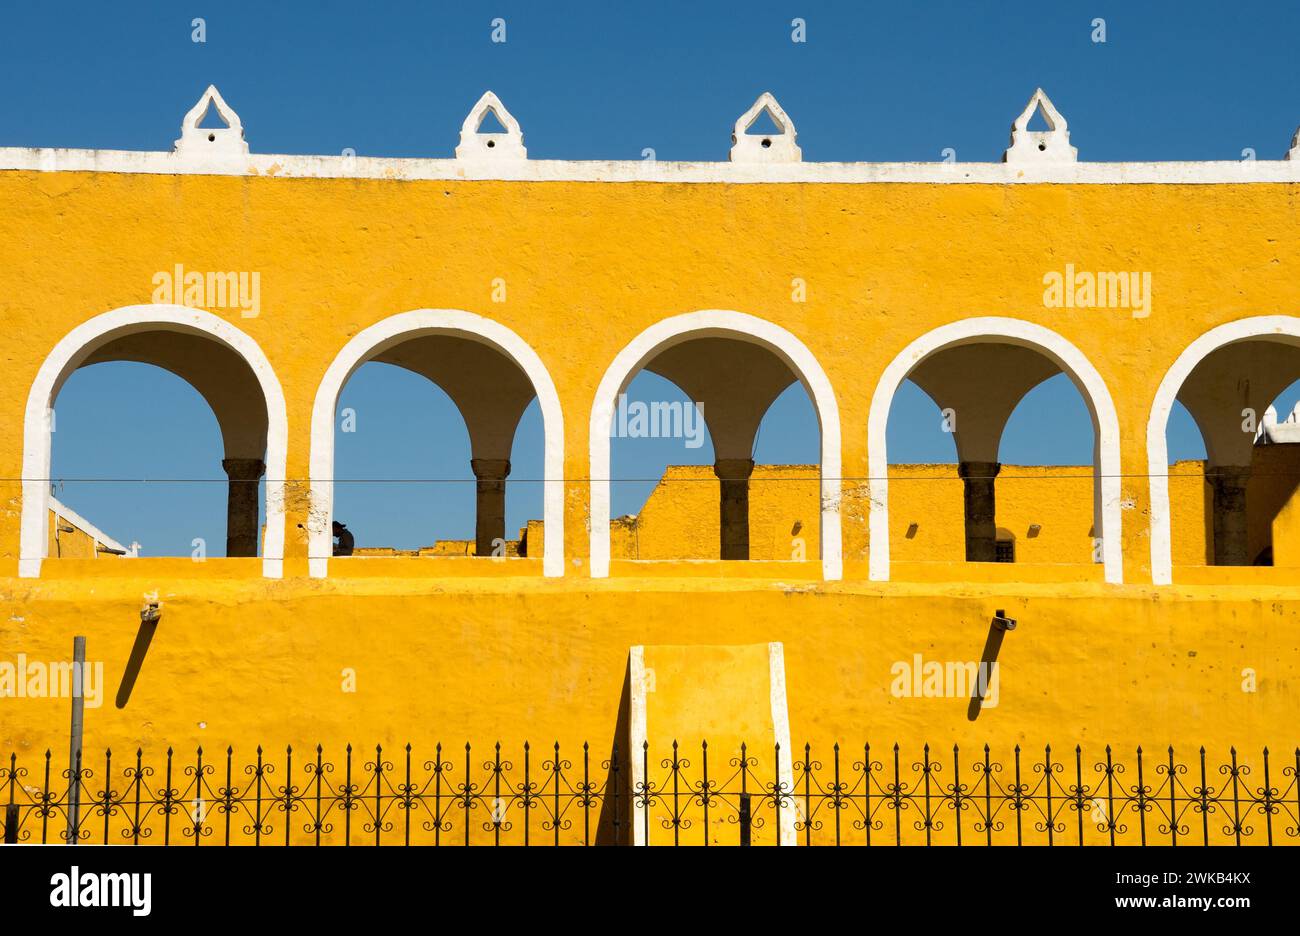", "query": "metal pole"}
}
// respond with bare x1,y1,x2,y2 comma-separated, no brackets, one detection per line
67,635,85,844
